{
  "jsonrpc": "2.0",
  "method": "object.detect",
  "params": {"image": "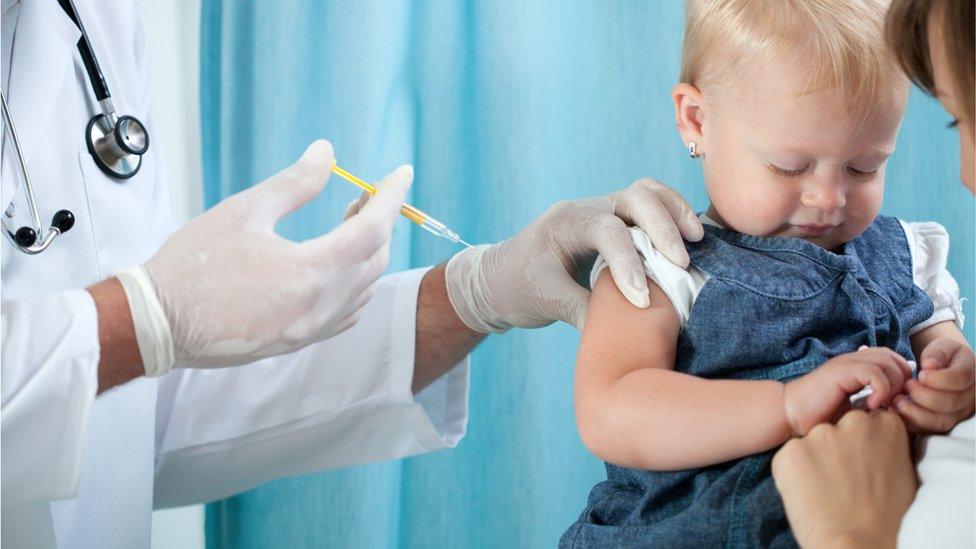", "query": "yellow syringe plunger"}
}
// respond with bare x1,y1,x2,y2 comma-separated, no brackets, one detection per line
331,163,472,248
